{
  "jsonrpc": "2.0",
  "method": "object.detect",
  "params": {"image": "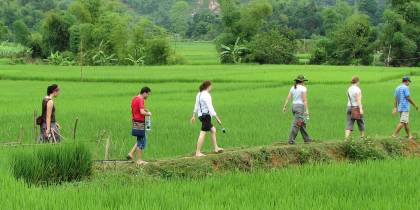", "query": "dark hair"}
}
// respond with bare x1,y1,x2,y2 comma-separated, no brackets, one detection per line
294,80,302,89
47,84,59,95
199,80,212,92
140,86,151,94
